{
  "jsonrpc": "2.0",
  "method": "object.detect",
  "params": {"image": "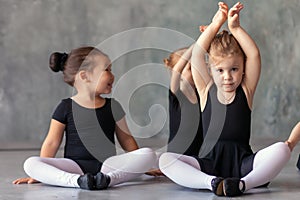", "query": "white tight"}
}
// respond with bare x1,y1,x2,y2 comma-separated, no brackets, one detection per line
24,147,156,188
159,142,291,192
159,153,215,190
242,142,291,190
